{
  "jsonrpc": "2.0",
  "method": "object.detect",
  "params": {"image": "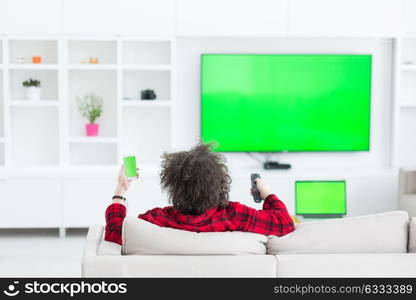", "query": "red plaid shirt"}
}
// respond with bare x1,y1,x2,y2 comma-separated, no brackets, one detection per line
105,194,294,245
